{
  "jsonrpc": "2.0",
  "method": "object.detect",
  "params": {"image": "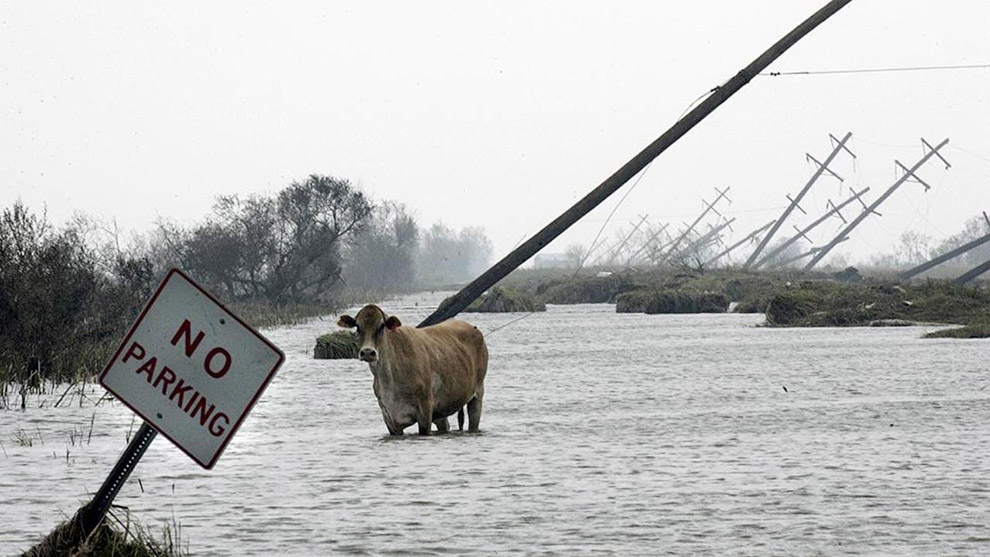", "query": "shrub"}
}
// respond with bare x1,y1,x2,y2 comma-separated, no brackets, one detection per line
461,287,546,313
616,290,729,314
314,330,358,360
